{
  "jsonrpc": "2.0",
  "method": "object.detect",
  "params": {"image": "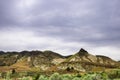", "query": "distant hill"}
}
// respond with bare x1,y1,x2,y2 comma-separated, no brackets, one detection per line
0,48,119,72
